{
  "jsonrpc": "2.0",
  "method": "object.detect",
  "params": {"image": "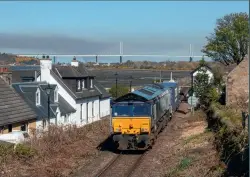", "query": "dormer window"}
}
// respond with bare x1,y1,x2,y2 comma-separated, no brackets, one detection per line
36,88,40,106
77,80,81,90
90,79,93,88
82,80,85,89
54,86,58,102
